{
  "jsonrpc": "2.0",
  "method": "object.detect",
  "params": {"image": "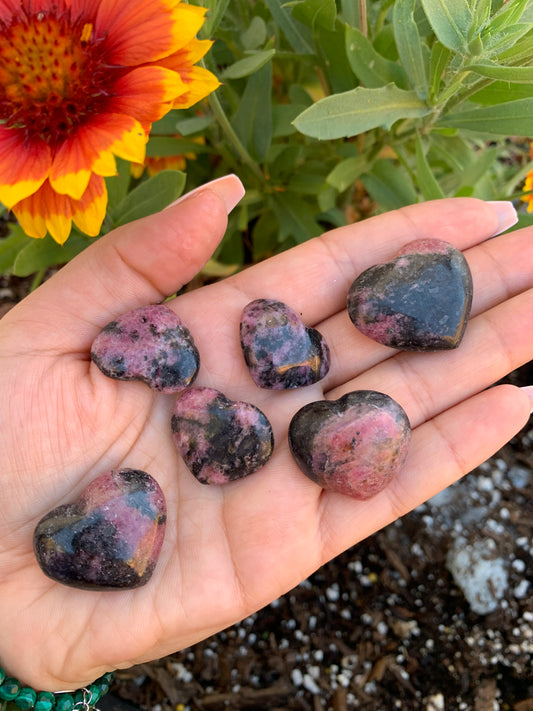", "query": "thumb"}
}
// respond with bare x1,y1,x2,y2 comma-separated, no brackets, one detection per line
8,175,245,352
